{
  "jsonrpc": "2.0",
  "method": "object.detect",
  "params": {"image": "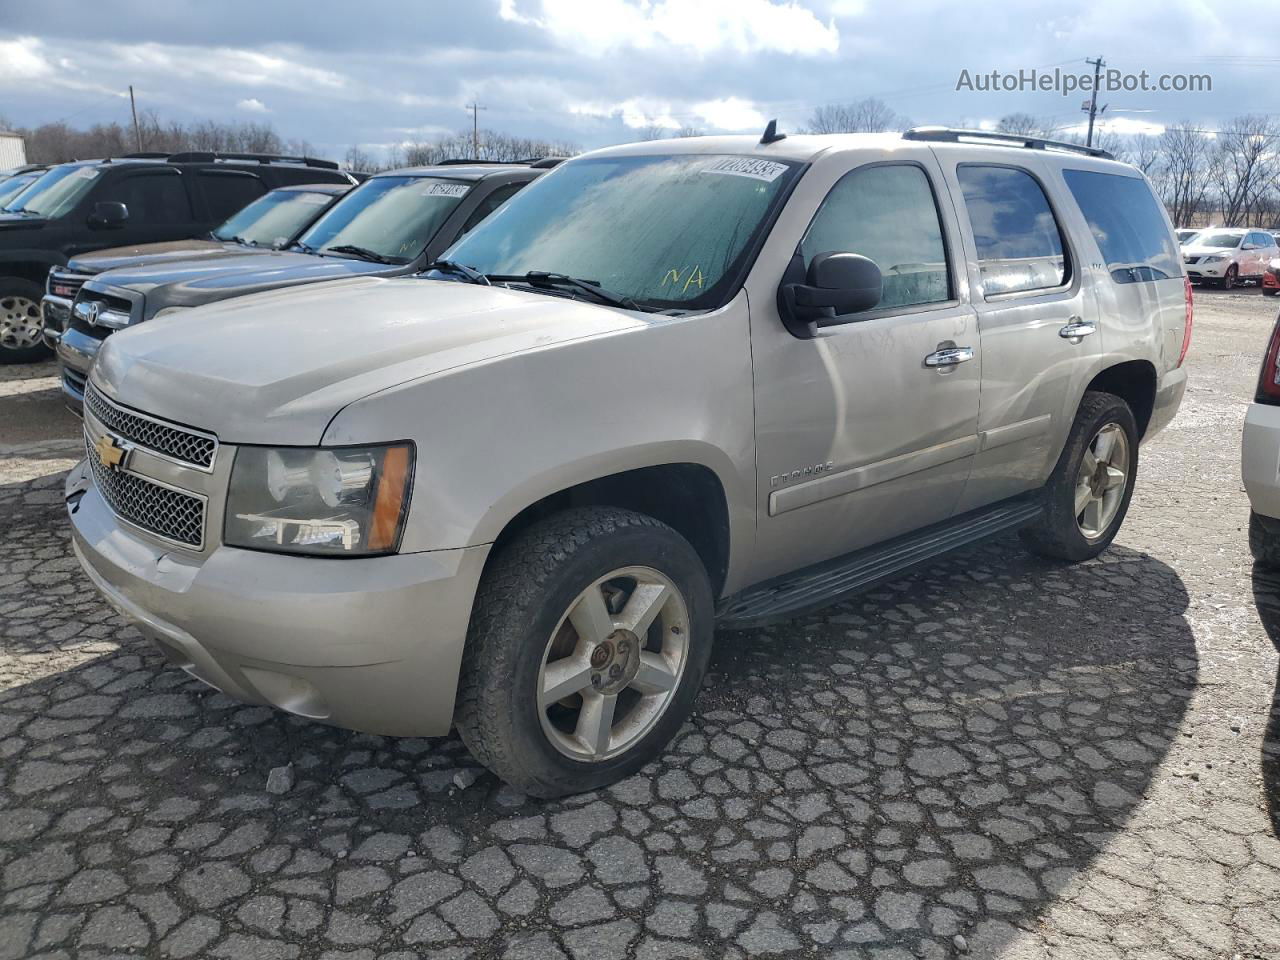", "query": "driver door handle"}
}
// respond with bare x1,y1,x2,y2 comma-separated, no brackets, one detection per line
1059,318,1097,341
924,346,974,367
